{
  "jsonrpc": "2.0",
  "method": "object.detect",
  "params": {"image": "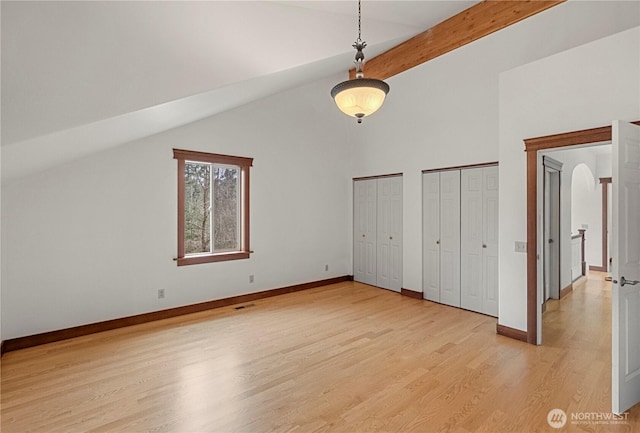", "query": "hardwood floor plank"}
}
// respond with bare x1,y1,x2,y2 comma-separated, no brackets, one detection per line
2,278,639,432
